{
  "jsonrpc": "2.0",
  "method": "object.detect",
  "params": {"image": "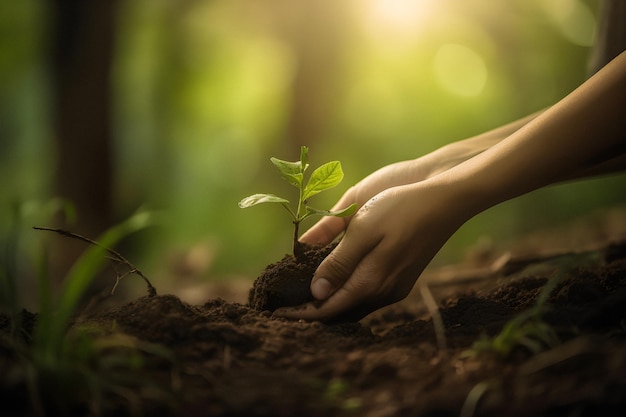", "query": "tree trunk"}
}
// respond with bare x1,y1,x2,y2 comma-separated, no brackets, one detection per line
49,0,117,280
277,1,350,155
